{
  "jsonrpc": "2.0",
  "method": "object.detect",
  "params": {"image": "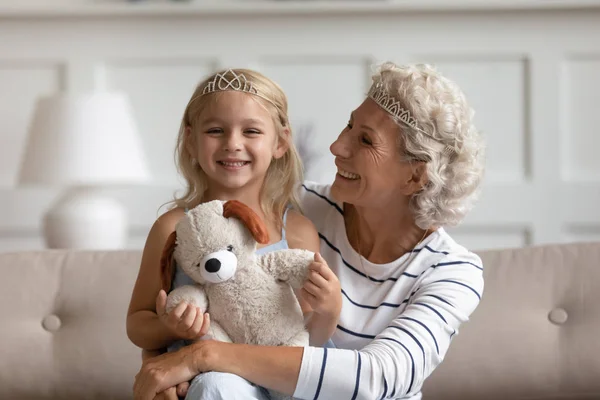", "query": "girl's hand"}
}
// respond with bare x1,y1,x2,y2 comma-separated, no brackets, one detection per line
301,253,342,319
156,290,211,341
